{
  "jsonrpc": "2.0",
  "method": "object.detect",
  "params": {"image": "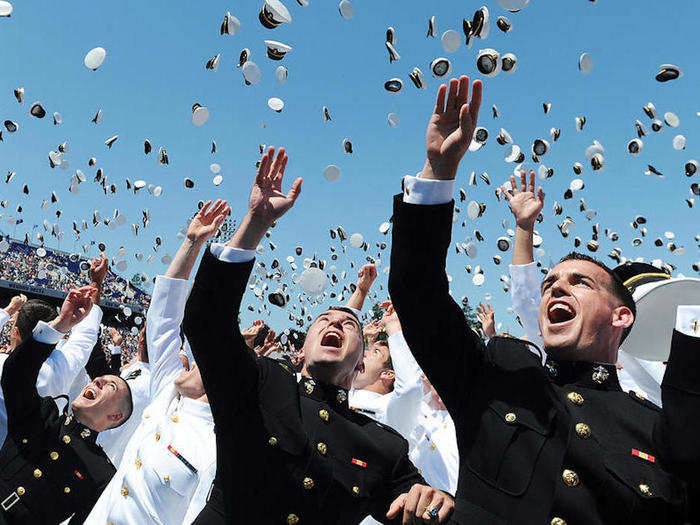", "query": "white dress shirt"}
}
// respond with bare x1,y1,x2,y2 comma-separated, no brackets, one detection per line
97,360,152,466
0,305,103,444
409,400,459,495
349,332,424,440
85,276,215,525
